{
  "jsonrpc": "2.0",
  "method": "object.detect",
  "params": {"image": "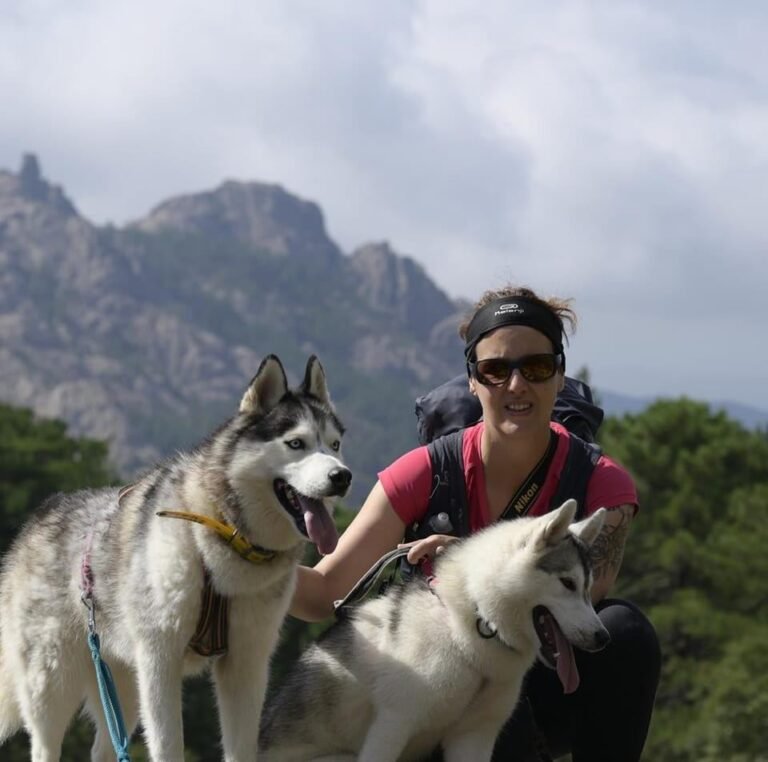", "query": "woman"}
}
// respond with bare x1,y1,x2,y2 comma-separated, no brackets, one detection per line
291,285,660,761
